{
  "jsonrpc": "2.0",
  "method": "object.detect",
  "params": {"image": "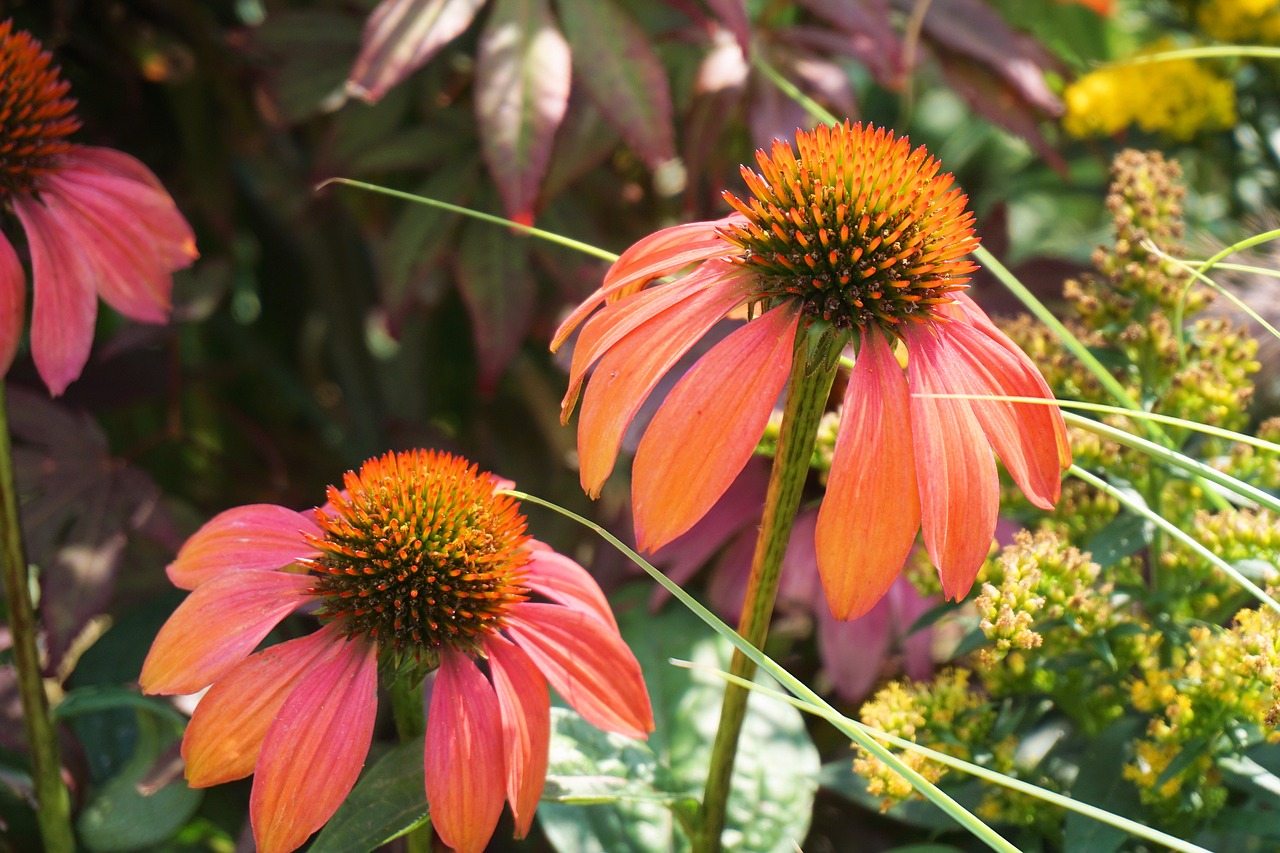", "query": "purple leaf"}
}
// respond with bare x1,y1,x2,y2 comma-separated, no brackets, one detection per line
704,0,751,59
346,0,487,104
8,389,161,671
555,0,676,169
476,0,572,225
791,0,903,86
684,27,750,193
454,220,536,394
